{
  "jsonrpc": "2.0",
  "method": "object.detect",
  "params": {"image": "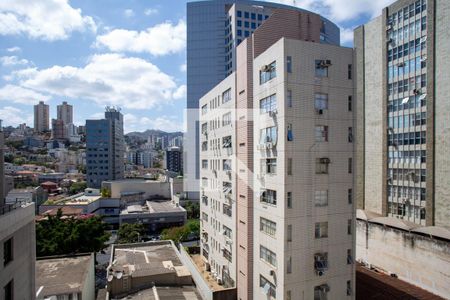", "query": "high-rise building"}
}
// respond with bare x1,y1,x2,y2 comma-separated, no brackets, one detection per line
0,121,36,300
166,147,183,174
34,101,50,133
354,0,450,227
185,0,340,195
199,7,354,299
57,101,73,125
86,107,125,188
51,119,66,140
